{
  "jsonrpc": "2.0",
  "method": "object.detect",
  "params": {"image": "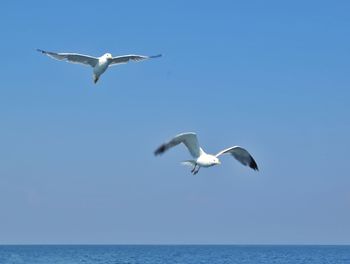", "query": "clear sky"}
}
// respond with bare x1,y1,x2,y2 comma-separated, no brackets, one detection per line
0,0,349,245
